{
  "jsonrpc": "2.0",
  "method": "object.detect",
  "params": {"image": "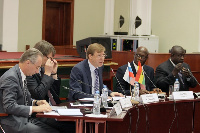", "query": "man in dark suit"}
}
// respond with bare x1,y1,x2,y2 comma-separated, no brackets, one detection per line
155,45,197,92
116,46,155,95
27,40,61,106
69,43,123,101
26,40,75,133
0,48,58,133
